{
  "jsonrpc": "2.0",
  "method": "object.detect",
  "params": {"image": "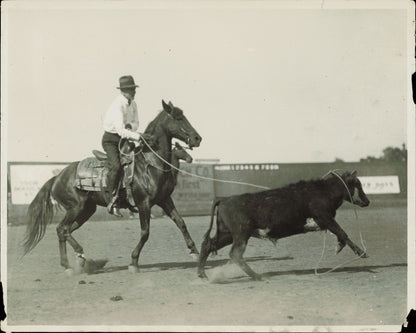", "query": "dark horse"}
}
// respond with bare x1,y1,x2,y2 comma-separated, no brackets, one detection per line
24,100,202,273
197,171,370,280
